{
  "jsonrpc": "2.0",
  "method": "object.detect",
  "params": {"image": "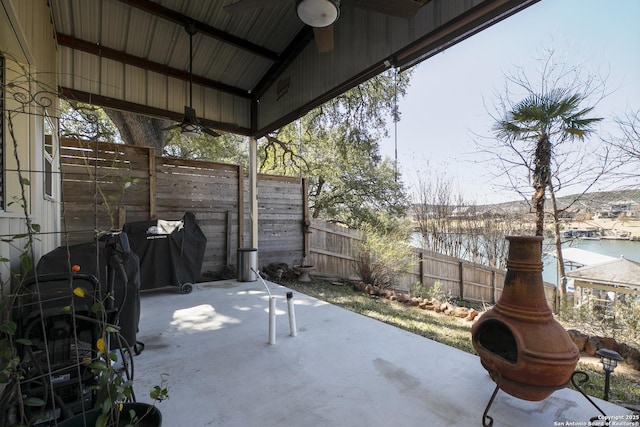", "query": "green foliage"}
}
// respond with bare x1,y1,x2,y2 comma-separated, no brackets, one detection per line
409,282,428,299
558,294,640,347
0,315,20,386
410,280,449,301
354,224,413,289
258,70,413,229
149,374,170,402
163,130,248,165
426,281,448,302
59,99,120,142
